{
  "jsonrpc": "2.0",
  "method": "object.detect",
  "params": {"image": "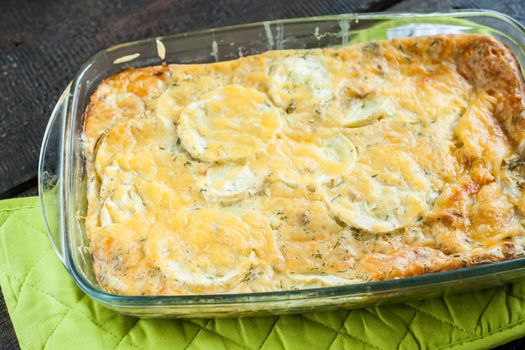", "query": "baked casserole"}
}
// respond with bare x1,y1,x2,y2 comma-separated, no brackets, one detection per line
83,34,525,296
